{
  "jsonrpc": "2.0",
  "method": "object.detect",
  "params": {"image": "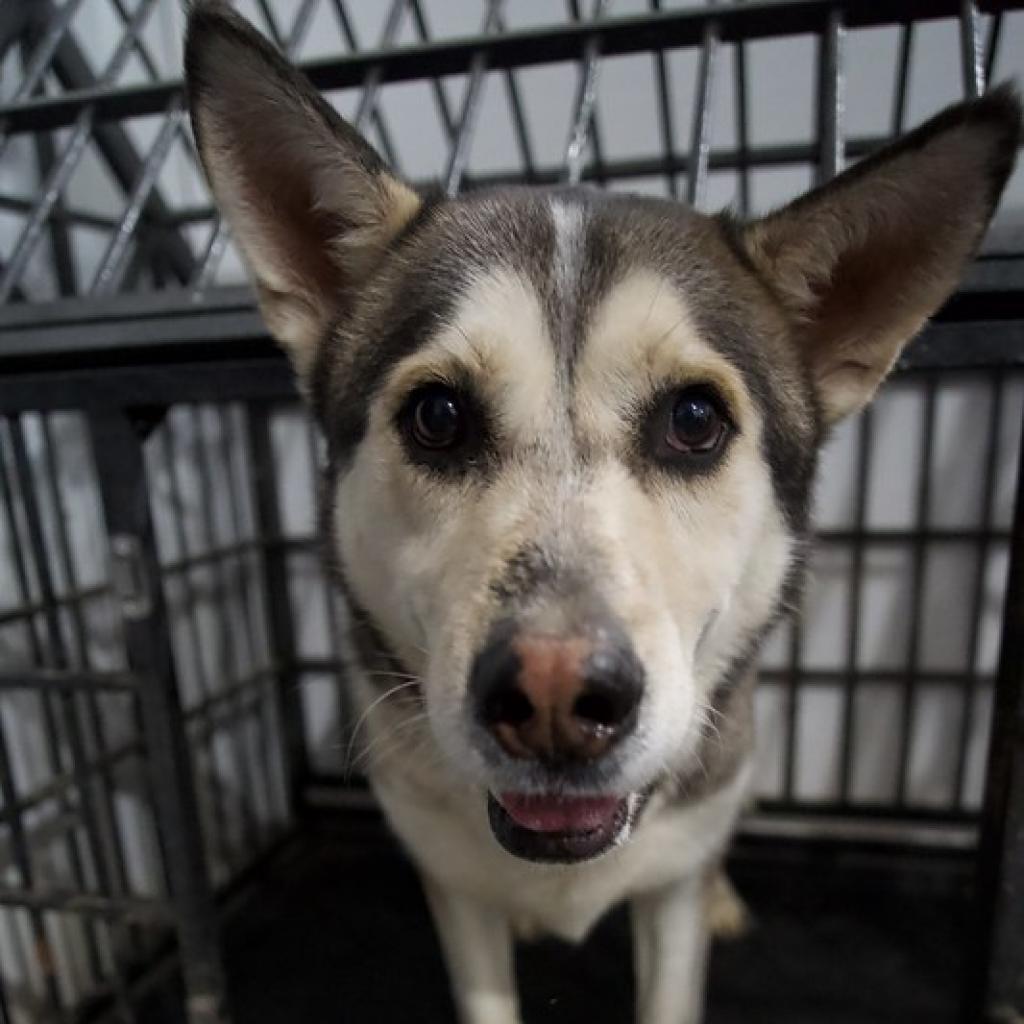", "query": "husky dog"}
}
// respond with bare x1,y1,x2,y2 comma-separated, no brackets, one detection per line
185,4,1020,1021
